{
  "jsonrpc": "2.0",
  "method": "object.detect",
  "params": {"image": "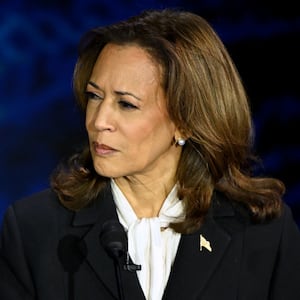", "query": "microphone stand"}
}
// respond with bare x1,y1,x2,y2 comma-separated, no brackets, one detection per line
100,220,128,300
68,272,75,300
100,220,142,300
114,257,125,300
57,235,87,300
